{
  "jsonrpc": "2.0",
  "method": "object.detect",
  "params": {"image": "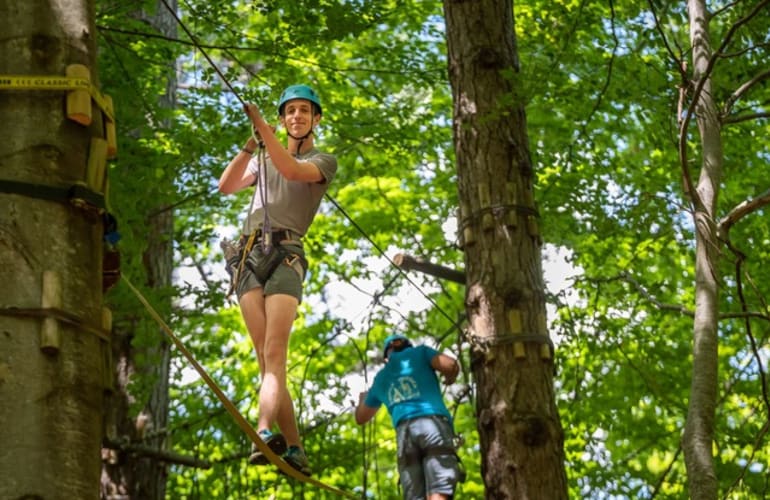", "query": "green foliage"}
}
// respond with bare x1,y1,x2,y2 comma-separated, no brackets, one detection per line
96,0,769,498
526,1,770,498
